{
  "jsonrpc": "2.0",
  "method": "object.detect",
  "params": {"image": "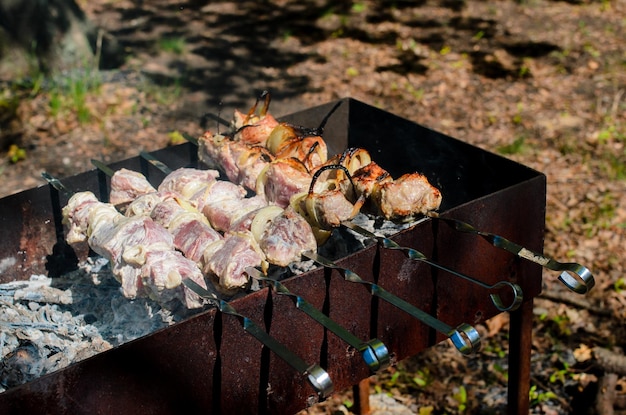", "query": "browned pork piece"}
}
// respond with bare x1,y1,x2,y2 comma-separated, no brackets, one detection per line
255,158,313,208
369,173,442,220
231,89,279,147
109,168,157,207
314,147,442,221
201,99,442,226
62,191,210,308
198,130,275,193
264,124,328,171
